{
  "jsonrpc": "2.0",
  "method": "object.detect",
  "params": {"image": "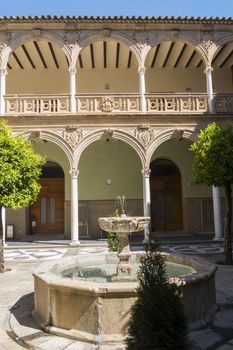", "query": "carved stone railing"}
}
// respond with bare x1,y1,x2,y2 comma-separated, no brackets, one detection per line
5,94,70,114
215,94,233,113
7,92,233,115
76,93,141,113
146,93,208,114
